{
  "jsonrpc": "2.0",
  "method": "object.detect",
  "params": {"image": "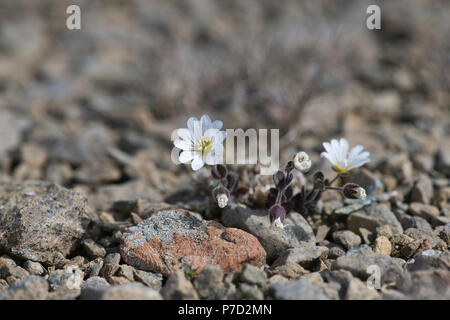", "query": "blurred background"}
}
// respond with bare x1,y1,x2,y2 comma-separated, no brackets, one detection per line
0,0,448,210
